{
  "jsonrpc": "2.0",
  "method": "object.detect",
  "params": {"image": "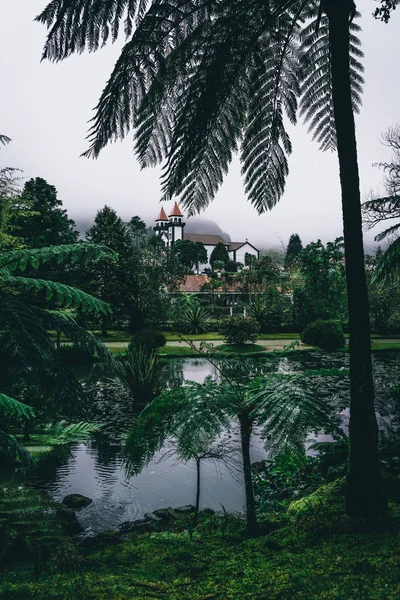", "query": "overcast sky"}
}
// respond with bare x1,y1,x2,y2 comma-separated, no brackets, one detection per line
1,0,399,249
